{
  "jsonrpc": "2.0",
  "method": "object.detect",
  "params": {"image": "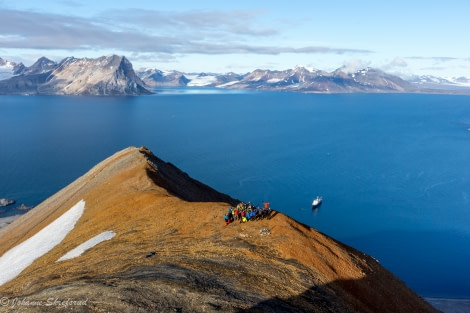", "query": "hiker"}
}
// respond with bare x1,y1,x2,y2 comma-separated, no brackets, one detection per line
225,201,273,225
